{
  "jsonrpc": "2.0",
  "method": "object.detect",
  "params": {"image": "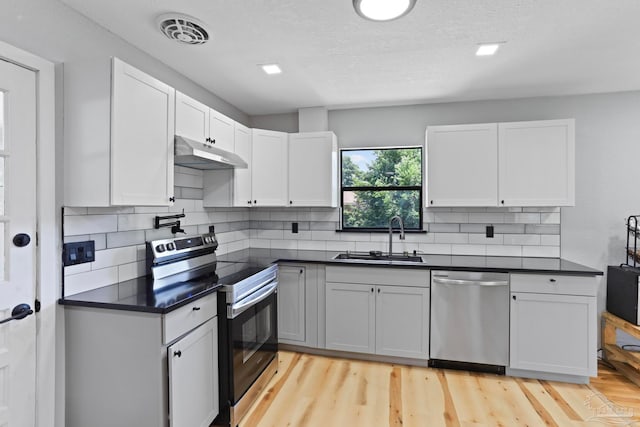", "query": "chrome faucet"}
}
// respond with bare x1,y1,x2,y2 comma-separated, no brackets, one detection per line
388,215,405,256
